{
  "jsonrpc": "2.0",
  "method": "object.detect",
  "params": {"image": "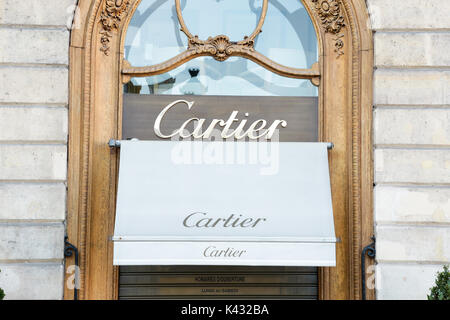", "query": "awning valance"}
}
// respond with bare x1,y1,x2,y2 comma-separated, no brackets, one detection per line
113,141,336,266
